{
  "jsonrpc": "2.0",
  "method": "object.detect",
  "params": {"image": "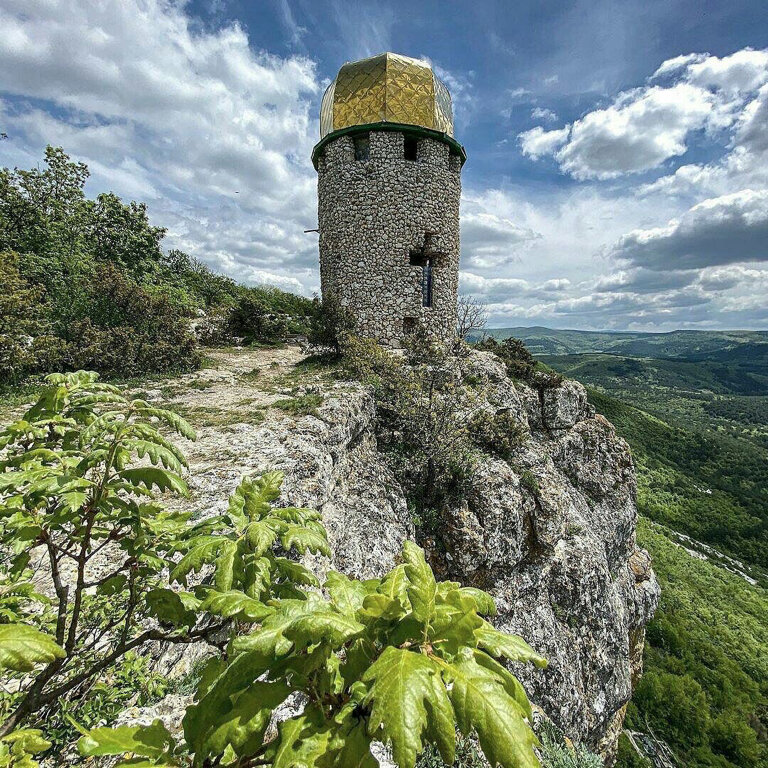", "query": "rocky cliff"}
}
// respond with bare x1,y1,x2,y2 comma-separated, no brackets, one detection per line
65,345,657,765
145,346,659,763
